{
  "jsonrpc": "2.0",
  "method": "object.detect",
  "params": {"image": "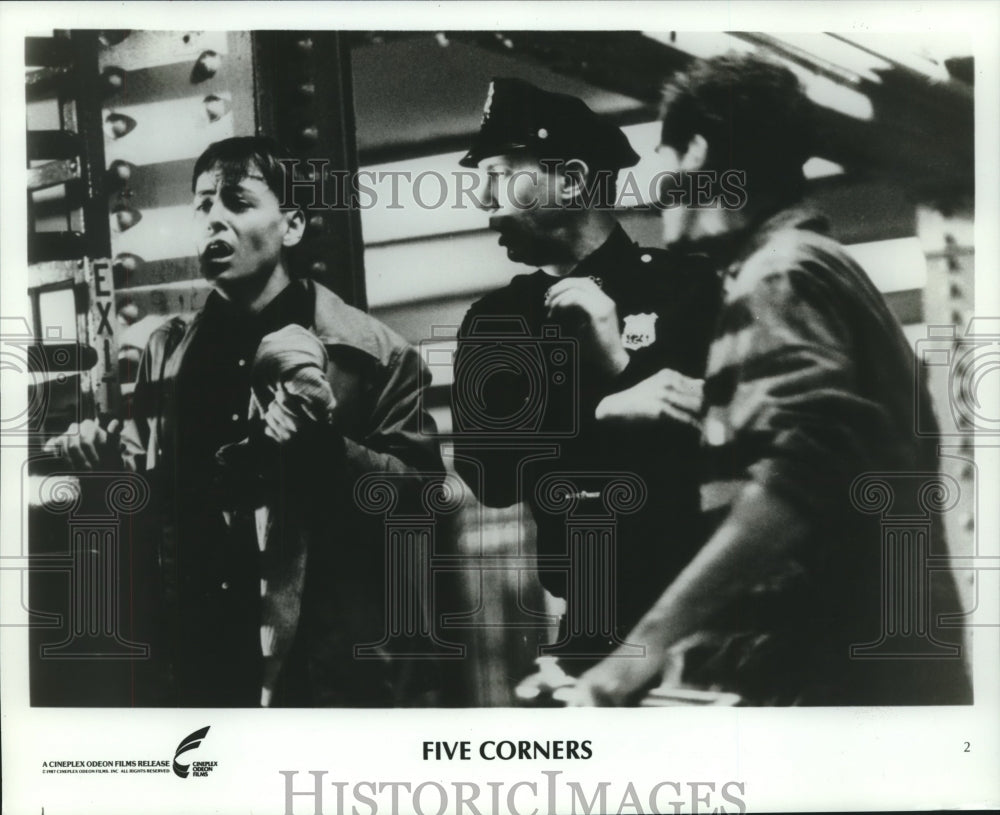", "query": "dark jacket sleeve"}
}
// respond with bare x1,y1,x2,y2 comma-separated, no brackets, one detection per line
338,342,445,483
119,358,151,473
119,323,174,474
